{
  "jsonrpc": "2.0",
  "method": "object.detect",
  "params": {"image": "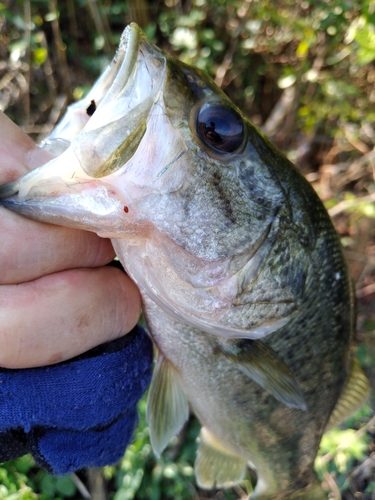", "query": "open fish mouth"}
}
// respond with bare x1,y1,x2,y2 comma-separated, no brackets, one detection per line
0,22,167,203
40,23,143,156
